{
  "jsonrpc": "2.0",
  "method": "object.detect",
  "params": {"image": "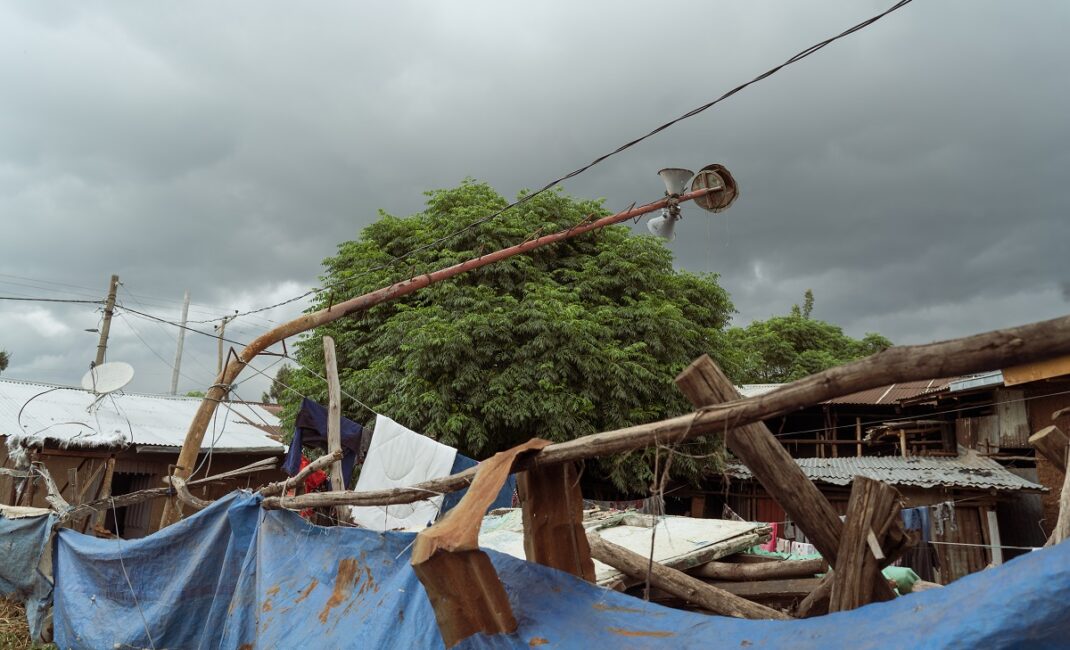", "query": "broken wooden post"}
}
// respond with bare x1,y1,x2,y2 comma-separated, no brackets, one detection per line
1046,445,1070,547
689,557,827,581
828,476,902,612
1030,425,1068,473
675,356,843,564
675,356,900,604
517,462,595,582
92,456,116,532
586,532,789,620
412,439,548,648
322,336,347,493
